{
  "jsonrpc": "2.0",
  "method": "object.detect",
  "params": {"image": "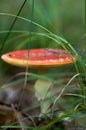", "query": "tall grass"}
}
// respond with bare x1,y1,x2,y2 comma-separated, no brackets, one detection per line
0,0,85,129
